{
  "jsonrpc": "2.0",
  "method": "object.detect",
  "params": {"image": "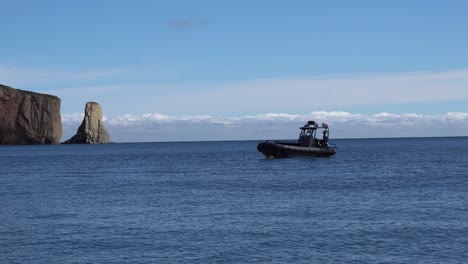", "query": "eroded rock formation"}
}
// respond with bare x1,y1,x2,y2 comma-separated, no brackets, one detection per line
0,84,62,145
63,102,110,144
